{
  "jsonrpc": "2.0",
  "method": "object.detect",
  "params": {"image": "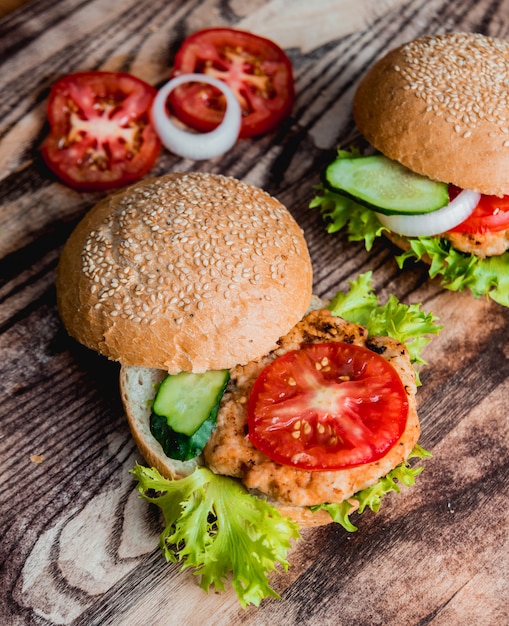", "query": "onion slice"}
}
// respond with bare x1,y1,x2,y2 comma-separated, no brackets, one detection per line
152,73,242,160
375,189,481,237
